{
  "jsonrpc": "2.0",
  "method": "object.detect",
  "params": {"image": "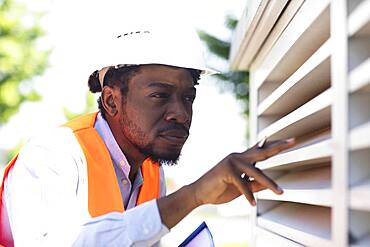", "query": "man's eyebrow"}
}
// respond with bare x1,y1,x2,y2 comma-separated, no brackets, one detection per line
147,82,196,91
147,82,176,89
